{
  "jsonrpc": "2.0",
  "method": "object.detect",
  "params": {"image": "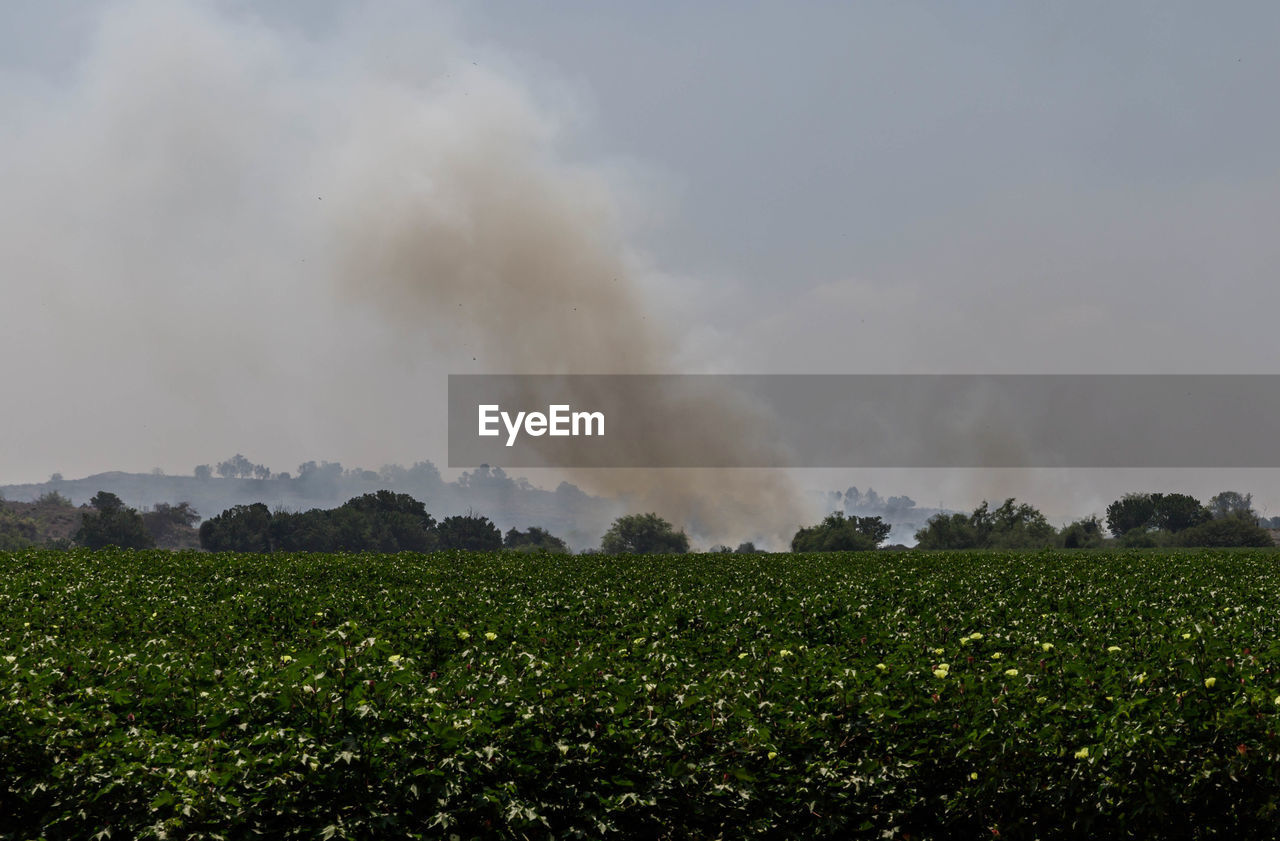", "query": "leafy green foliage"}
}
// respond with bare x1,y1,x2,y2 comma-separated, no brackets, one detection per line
1177,517,1275,547
141,502,201,548
1208,491,1257,522
35,490,73,508
0,507,38,551
1150,493,1212,533
915,498,1055,549
5,549,1280,838
1059,516,1105,549
1107,492,1212,538
437,513,502,551
504,526,568,554
1106,493,1155,537
791,512,889,551
200,503,273,552
600,513,689,554
201,493,441,553
74,491,154,550
334,491,439,552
